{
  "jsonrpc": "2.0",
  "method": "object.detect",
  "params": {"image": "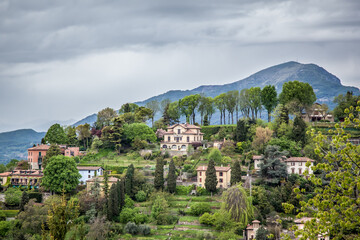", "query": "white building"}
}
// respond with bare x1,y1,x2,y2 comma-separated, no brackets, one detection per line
294,217,329,240
77,166,104,184
284,157,314,175
253,155,264,171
